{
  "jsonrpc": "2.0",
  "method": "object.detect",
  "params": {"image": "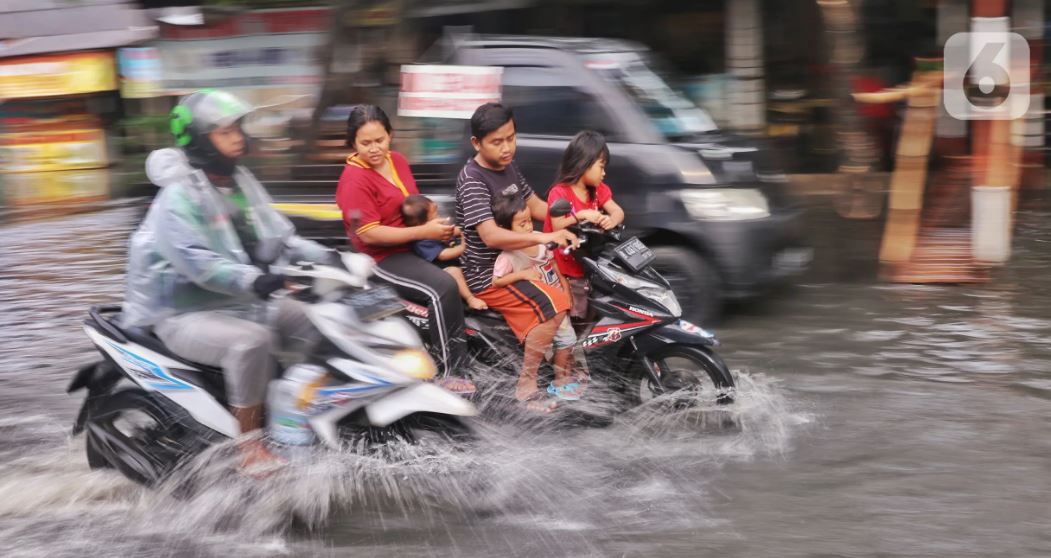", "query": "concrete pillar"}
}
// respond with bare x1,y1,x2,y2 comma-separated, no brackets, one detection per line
968,1,1014,264
725,0,765,135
